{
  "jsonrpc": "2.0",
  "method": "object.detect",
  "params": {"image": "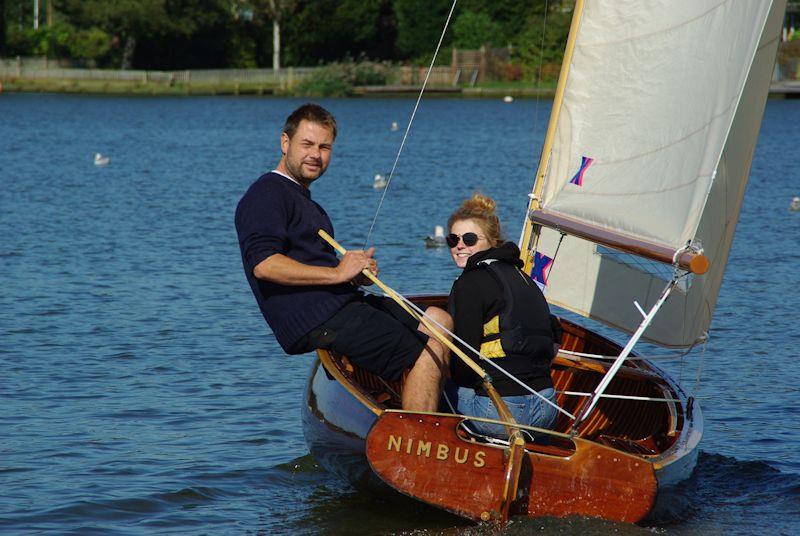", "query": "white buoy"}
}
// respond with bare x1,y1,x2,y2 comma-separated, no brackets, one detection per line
94,153,110,166
373,174,388,189
424,225,447,248
790,196,800,211
503,95,514,103
391,121,399,131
